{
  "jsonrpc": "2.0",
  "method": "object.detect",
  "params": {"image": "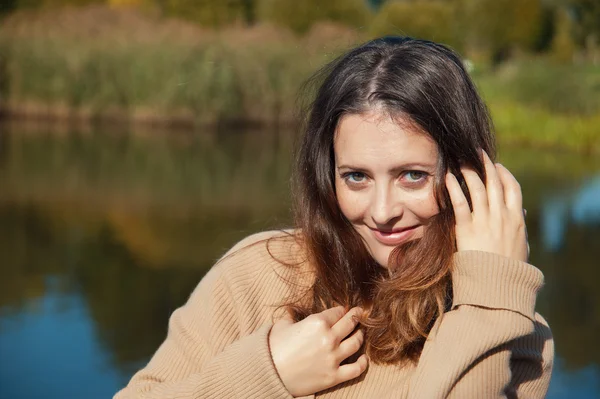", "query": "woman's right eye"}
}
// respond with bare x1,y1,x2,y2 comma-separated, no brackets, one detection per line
343,172,367,184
